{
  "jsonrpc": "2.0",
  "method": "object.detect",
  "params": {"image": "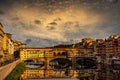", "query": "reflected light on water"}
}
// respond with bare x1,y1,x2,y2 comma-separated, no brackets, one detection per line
27,78,79,80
